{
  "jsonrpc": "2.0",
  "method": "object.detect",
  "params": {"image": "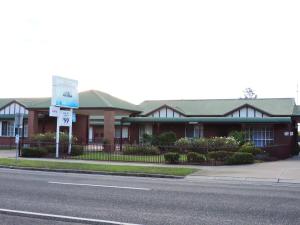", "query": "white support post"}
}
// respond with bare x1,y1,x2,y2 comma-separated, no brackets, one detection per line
68,109,73,155
56,116,60,158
